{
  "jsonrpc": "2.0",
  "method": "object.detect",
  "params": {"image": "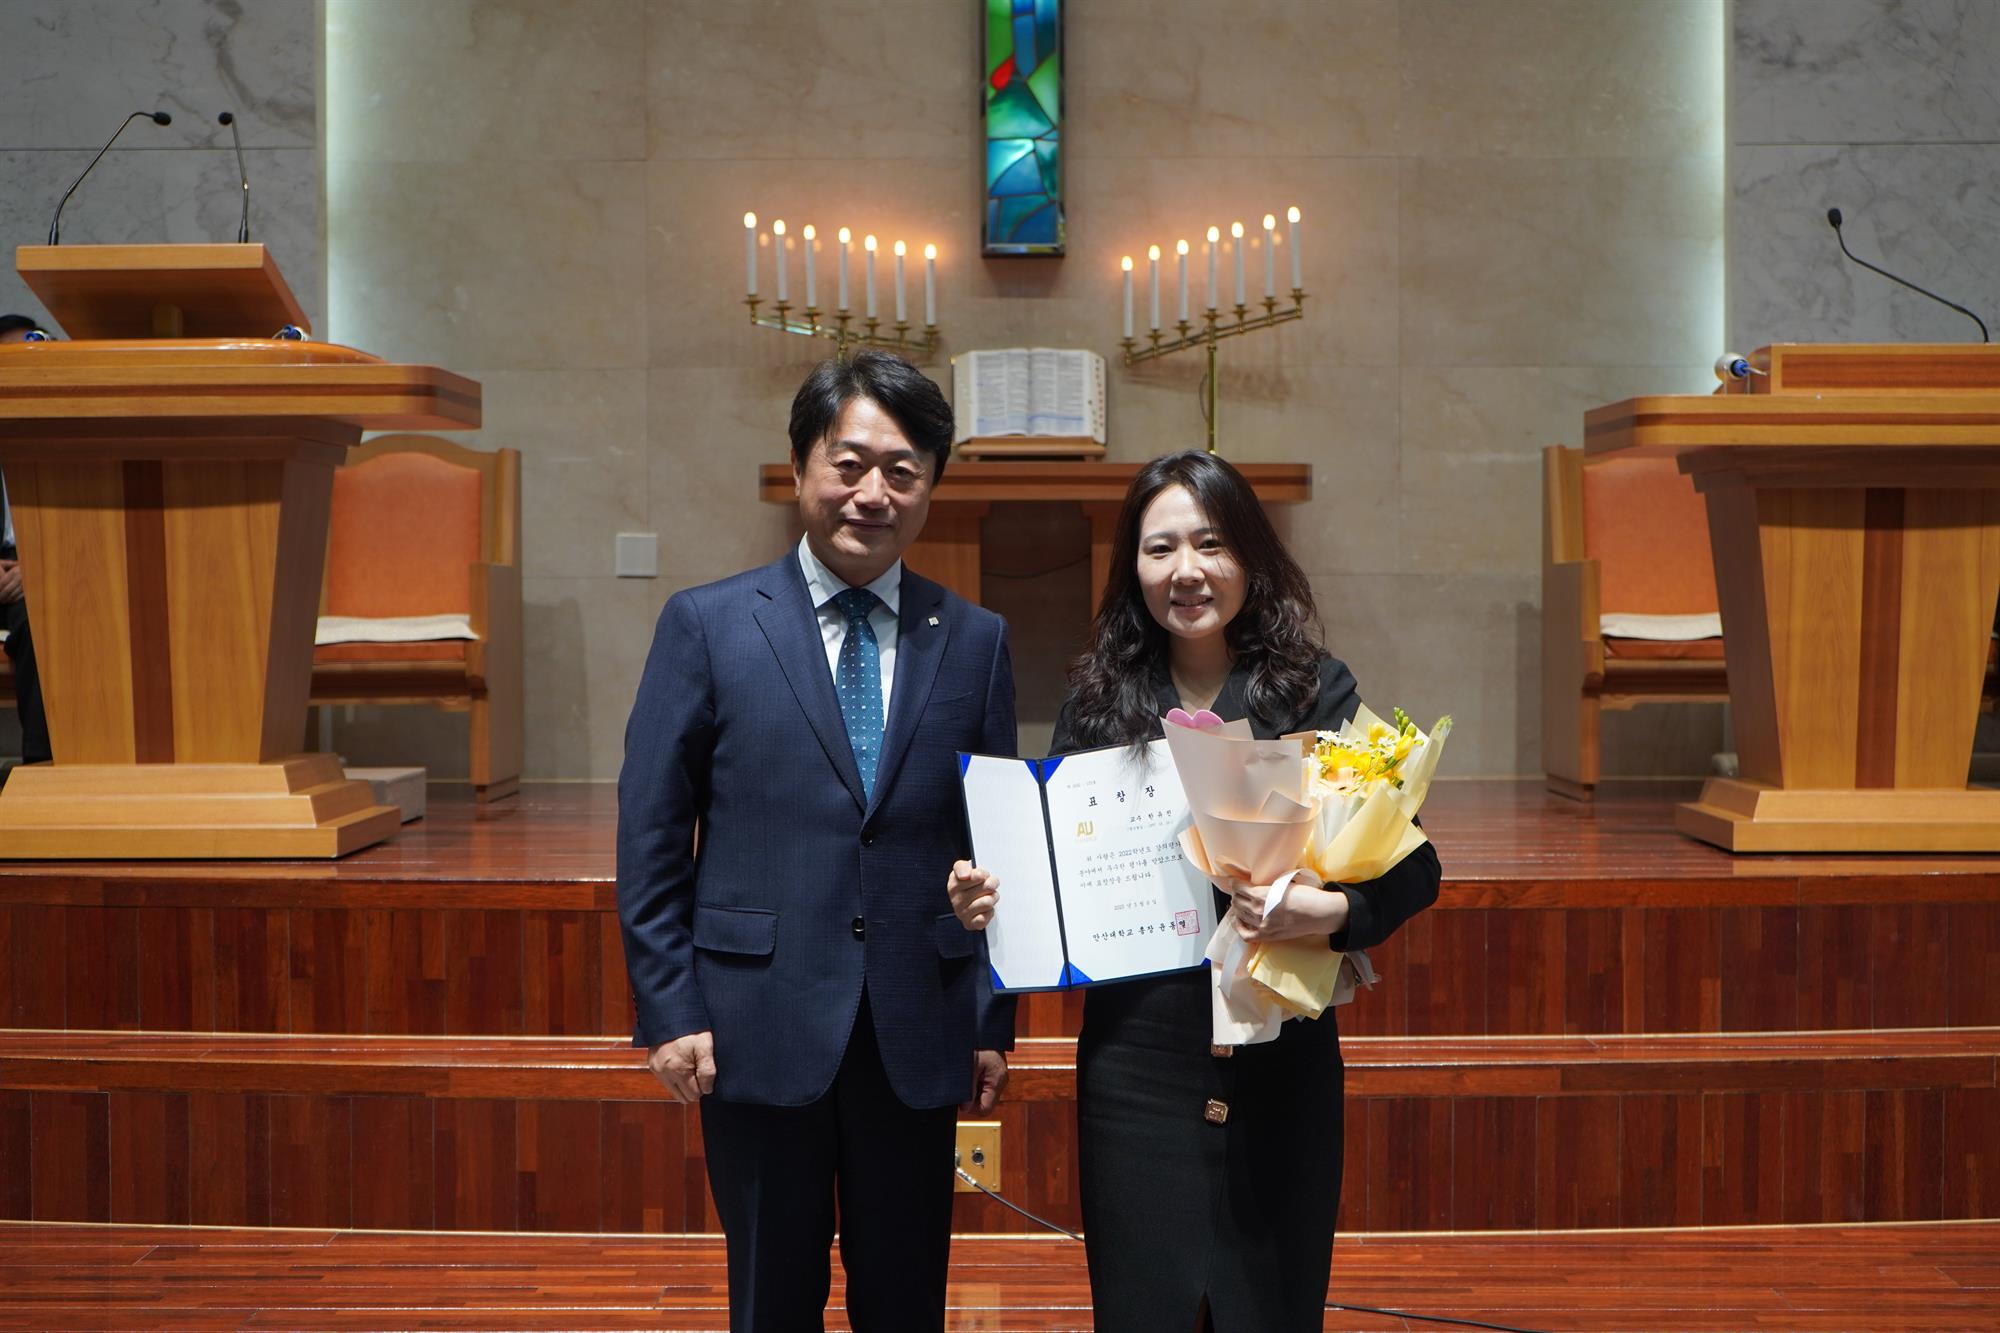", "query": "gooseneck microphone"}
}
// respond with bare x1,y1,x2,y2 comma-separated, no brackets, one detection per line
47,110,172,245
218,111,250,243
1828,206,1989,343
